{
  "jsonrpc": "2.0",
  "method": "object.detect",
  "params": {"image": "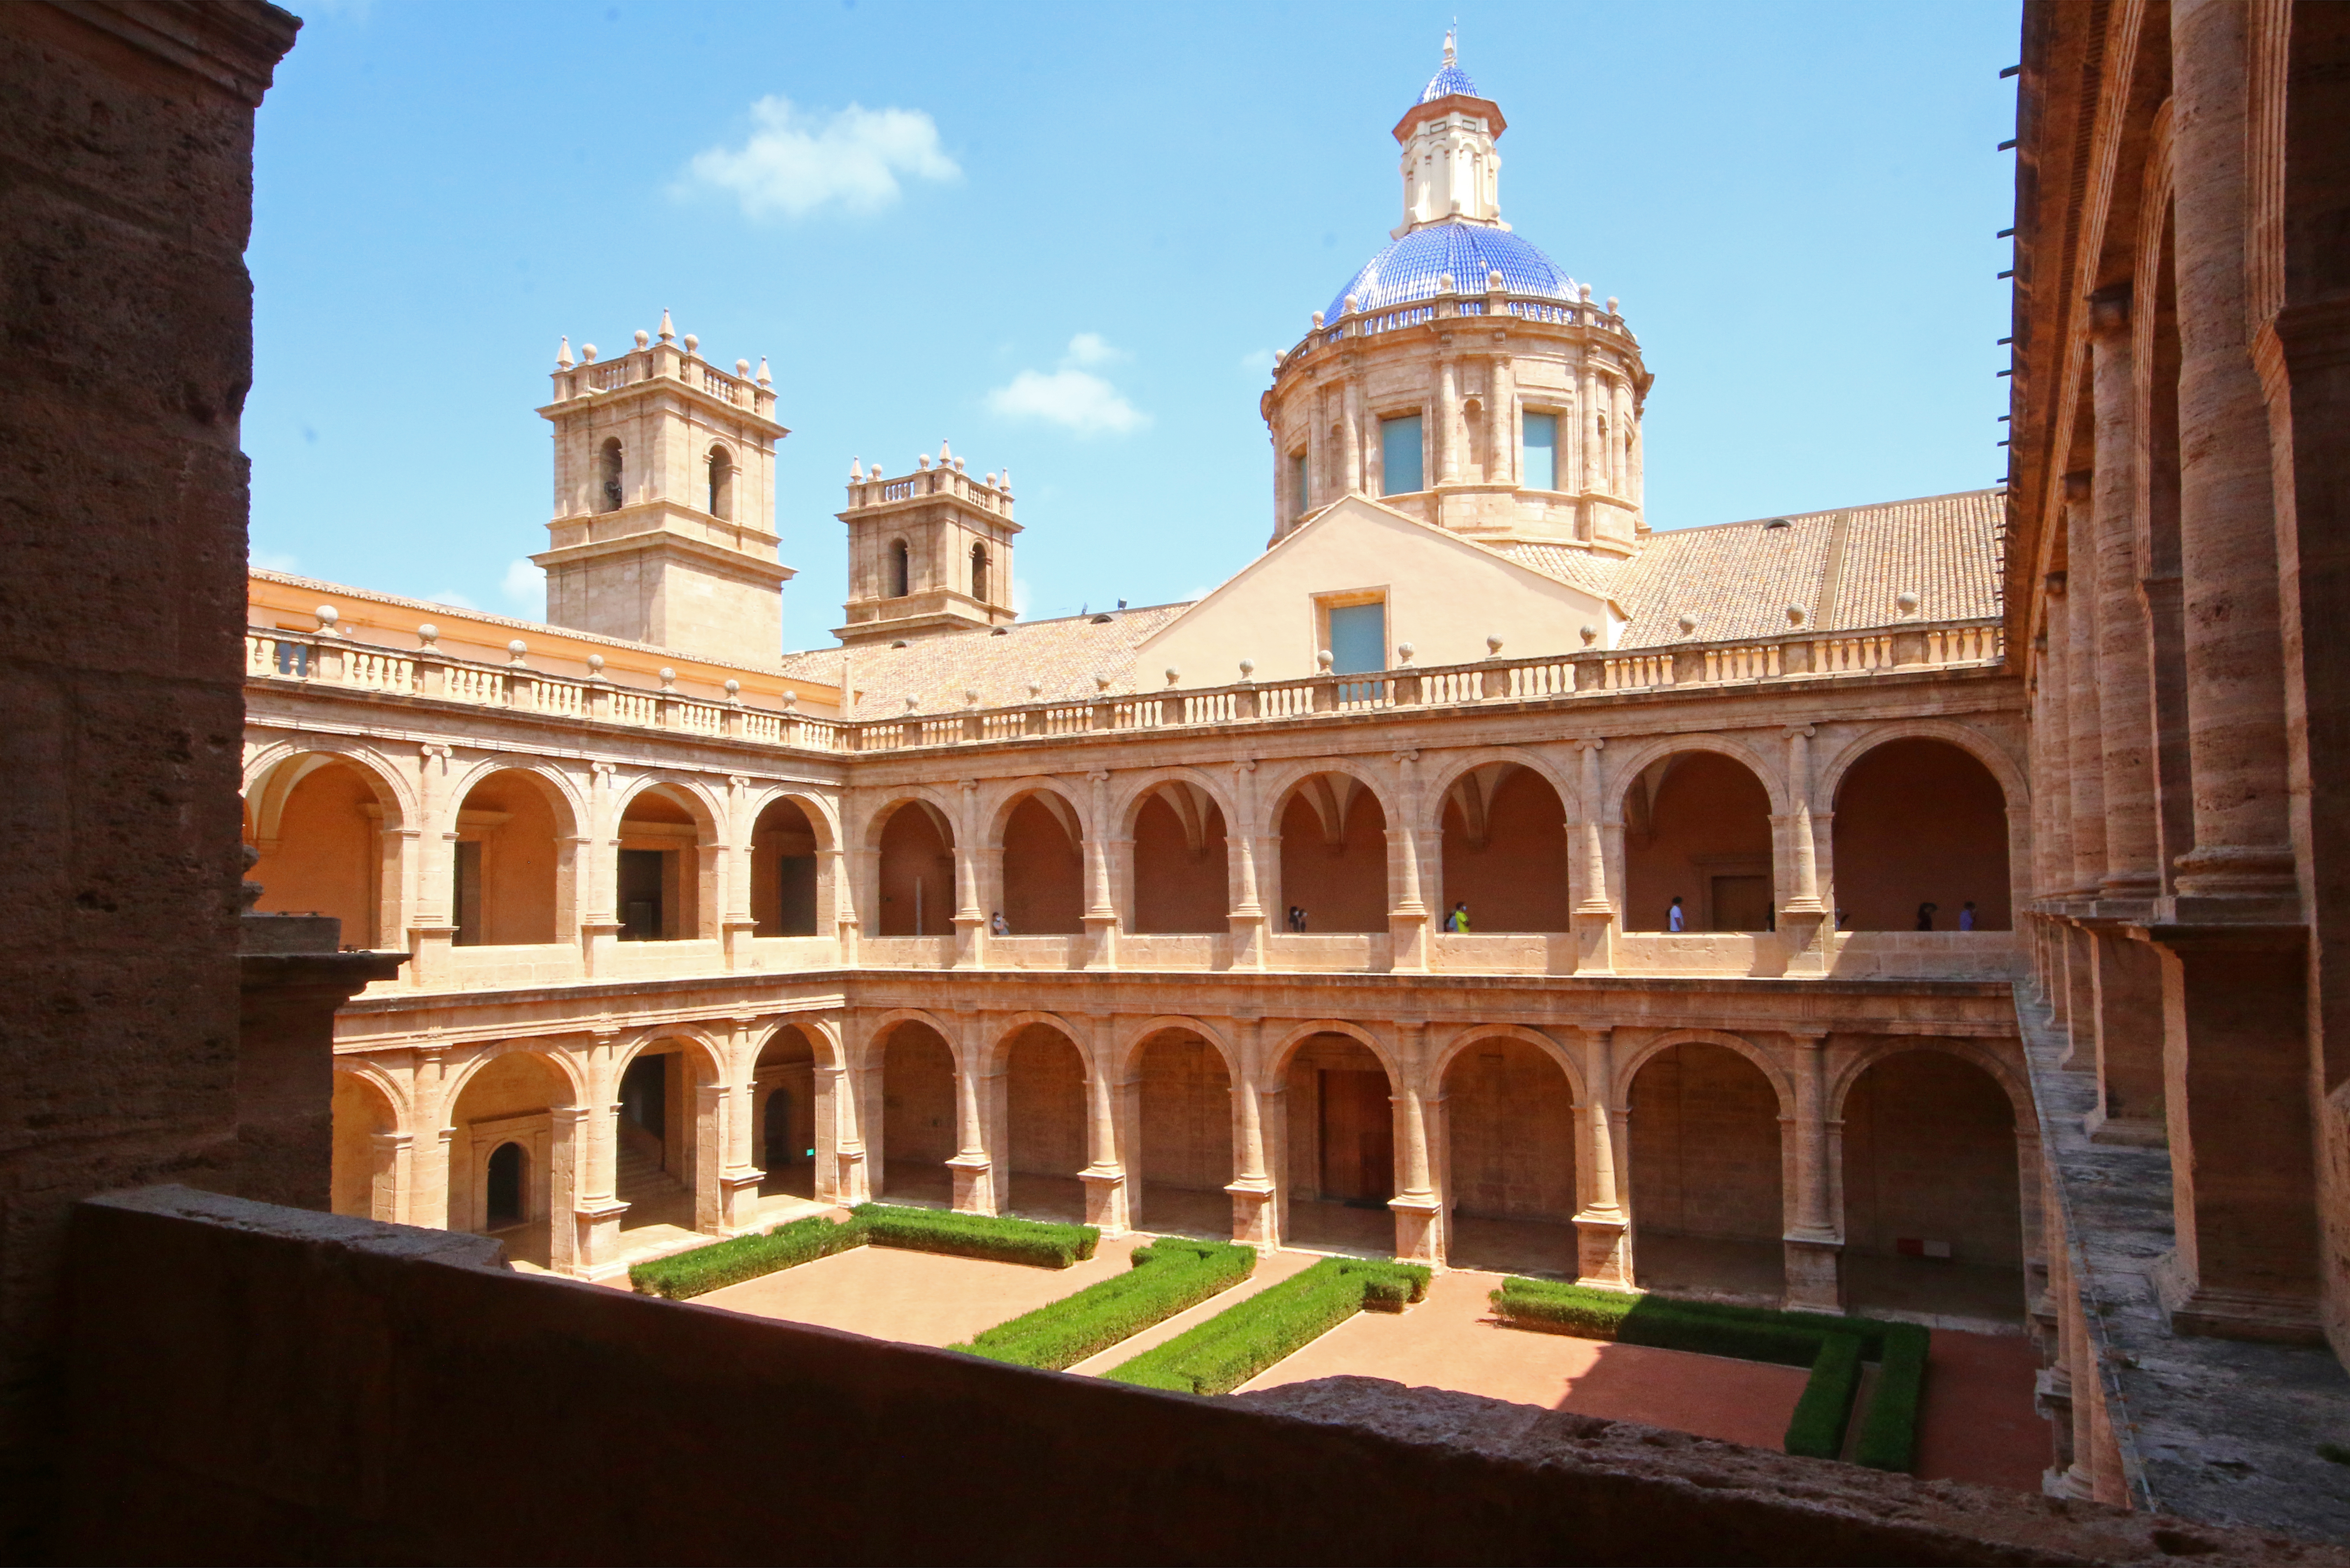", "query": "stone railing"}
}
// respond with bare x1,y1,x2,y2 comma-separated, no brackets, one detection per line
245,615,2005,758
1297,287,1635,360
846,461,1014,520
